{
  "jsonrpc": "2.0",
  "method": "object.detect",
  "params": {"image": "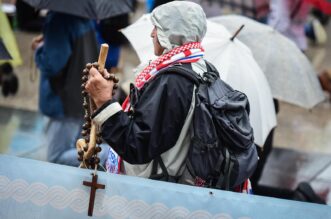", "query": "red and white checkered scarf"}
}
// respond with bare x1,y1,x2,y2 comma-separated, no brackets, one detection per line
122,42,204,111
106,42,204,174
